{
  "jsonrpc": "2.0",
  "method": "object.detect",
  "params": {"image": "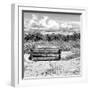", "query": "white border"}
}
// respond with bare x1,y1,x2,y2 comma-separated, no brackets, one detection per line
11,4,87,87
